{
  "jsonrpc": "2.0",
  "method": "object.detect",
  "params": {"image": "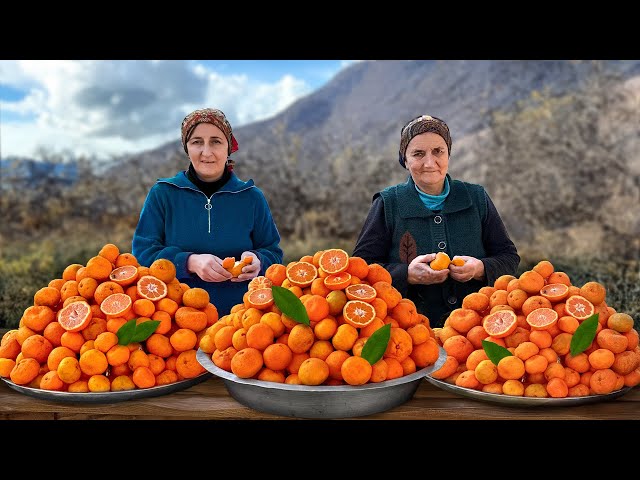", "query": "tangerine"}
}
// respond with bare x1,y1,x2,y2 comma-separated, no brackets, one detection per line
564,295,595,320
342,300,376,329
525,307,559,331
482,310,518,338
136,275,168,301
344,284,377,303
57,301,93,333
319,248,349,274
